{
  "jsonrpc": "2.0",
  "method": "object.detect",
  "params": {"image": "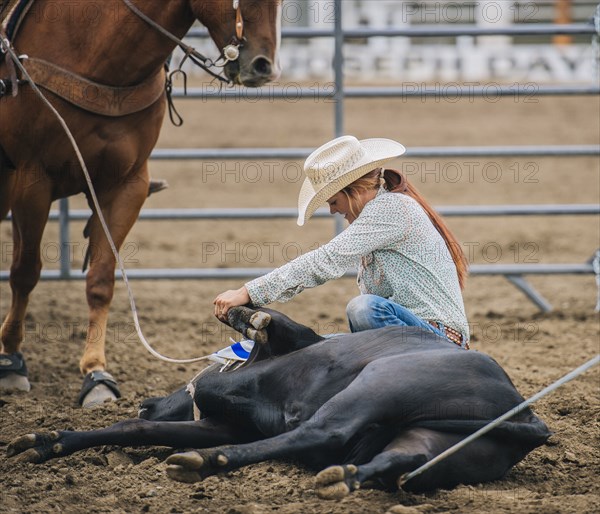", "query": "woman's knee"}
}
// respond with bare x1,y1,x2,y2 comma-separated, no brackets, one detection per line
346,295,385,332
346,295,378,320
